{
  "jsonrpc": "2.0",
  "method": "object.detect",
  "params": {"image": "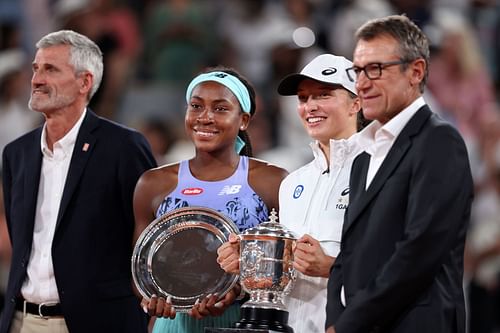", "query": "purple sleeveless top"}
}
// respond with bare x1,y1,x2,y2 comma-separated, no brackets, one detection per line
156,156,270,232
